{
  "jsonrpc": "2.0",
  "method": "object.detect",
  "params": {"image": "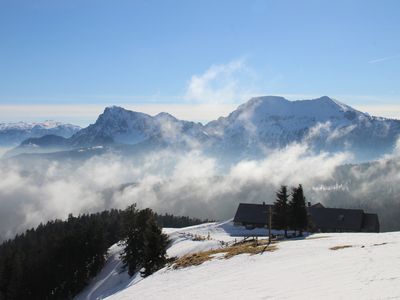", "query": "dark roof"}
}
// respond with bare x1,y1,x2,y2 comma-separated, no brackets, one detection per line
233,202,379,233
233,203,271,225
311,202,324,208
307,207,364,231
362,213,380,232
